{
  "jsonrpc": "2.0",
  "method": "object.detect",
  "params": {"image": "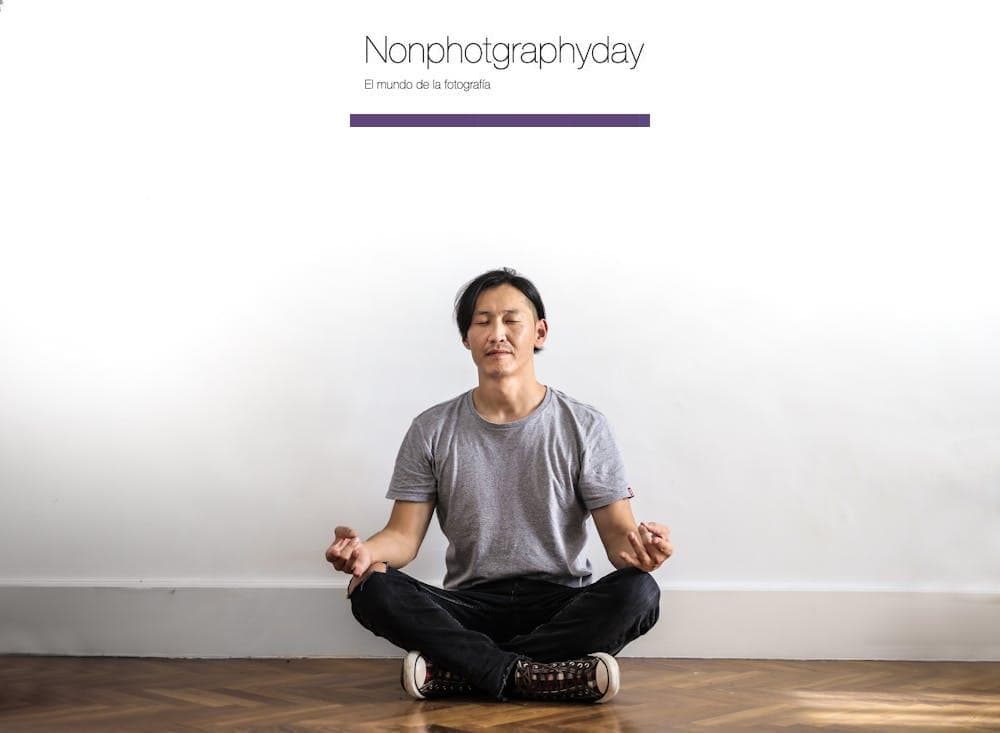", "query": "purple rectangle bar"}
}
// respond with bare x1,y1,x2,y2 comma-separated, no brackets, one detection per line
350,113,650,127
